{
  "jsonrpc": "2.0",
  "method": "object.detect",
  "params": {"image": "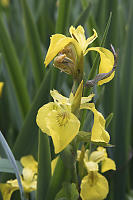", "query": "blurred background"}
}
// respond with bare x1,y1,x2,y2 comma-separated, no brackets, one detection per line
0,0,132,199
